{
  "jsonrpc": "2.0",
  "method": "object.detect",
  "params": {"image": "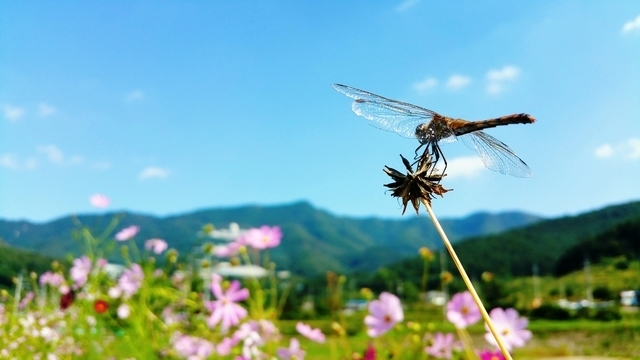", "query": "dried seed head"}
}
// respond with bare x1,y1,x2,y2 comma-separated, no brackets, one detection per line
383,153,451,214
